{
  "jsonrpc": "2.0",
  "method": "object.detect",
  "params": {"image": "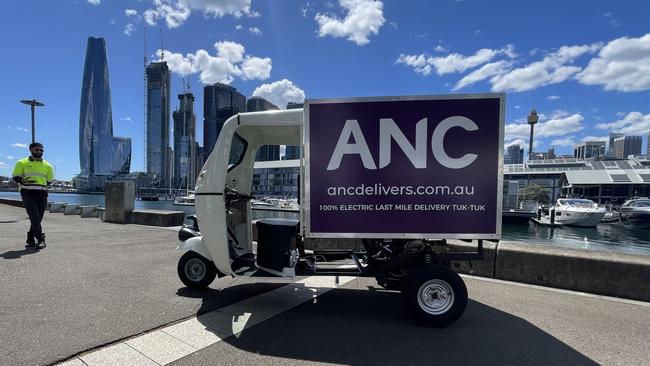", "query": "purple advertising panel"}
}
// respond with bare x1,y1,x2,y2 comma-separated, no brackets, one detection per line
303,94,504,239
